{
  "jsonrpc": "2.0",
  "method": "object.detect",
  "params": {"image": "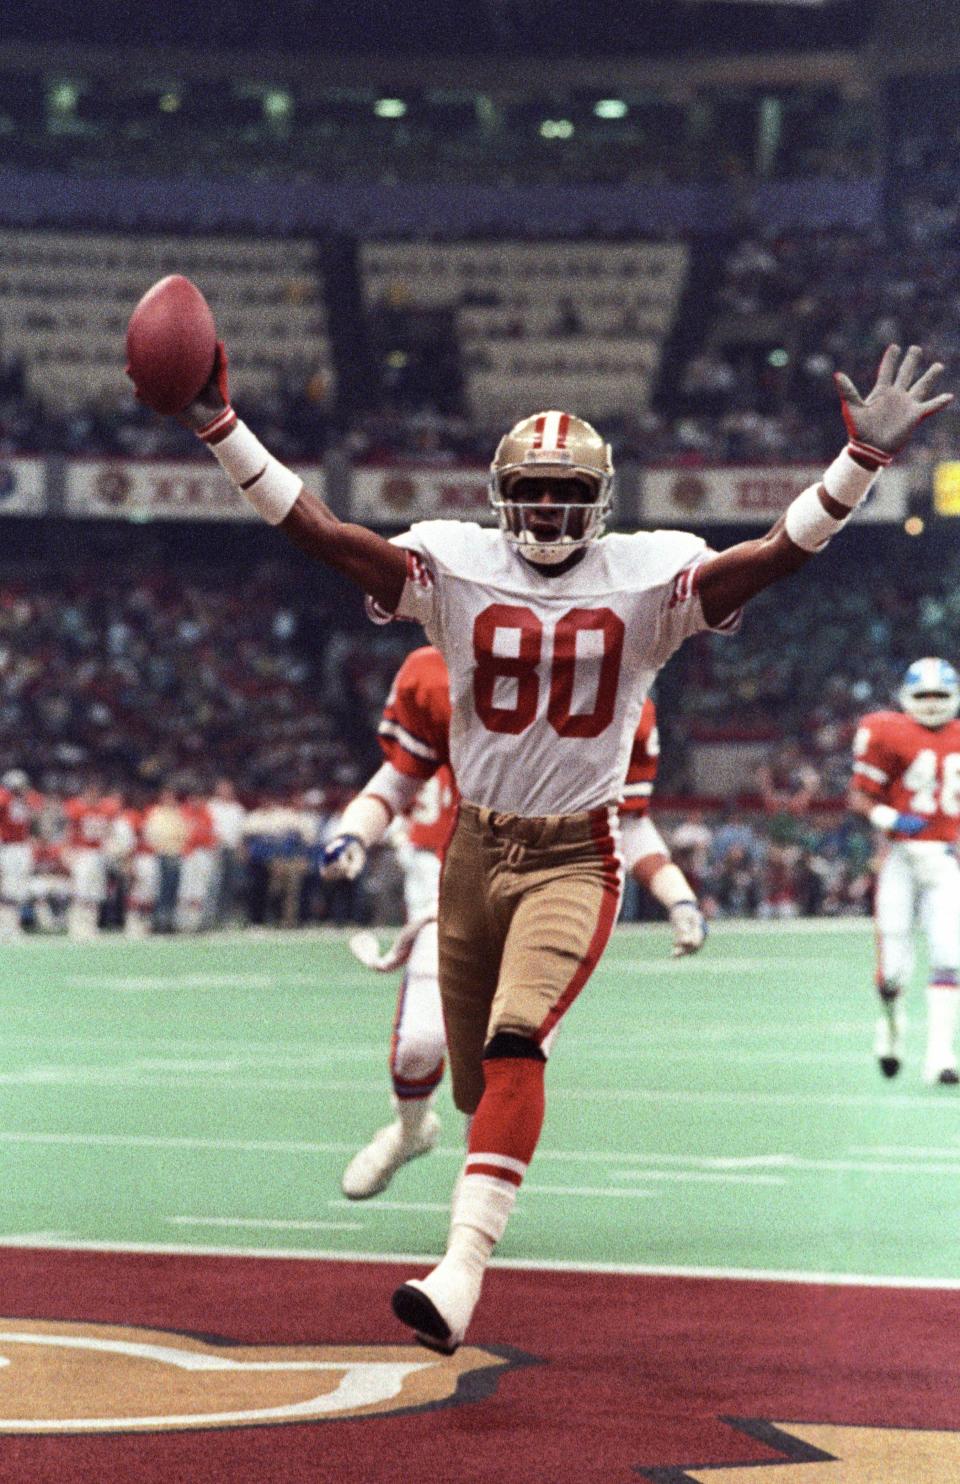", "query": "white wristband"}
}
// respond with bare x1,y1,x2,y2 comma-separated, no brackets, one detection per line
821,447,881,510
206,420,302,525
784,484,851,553
868,803,899,832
